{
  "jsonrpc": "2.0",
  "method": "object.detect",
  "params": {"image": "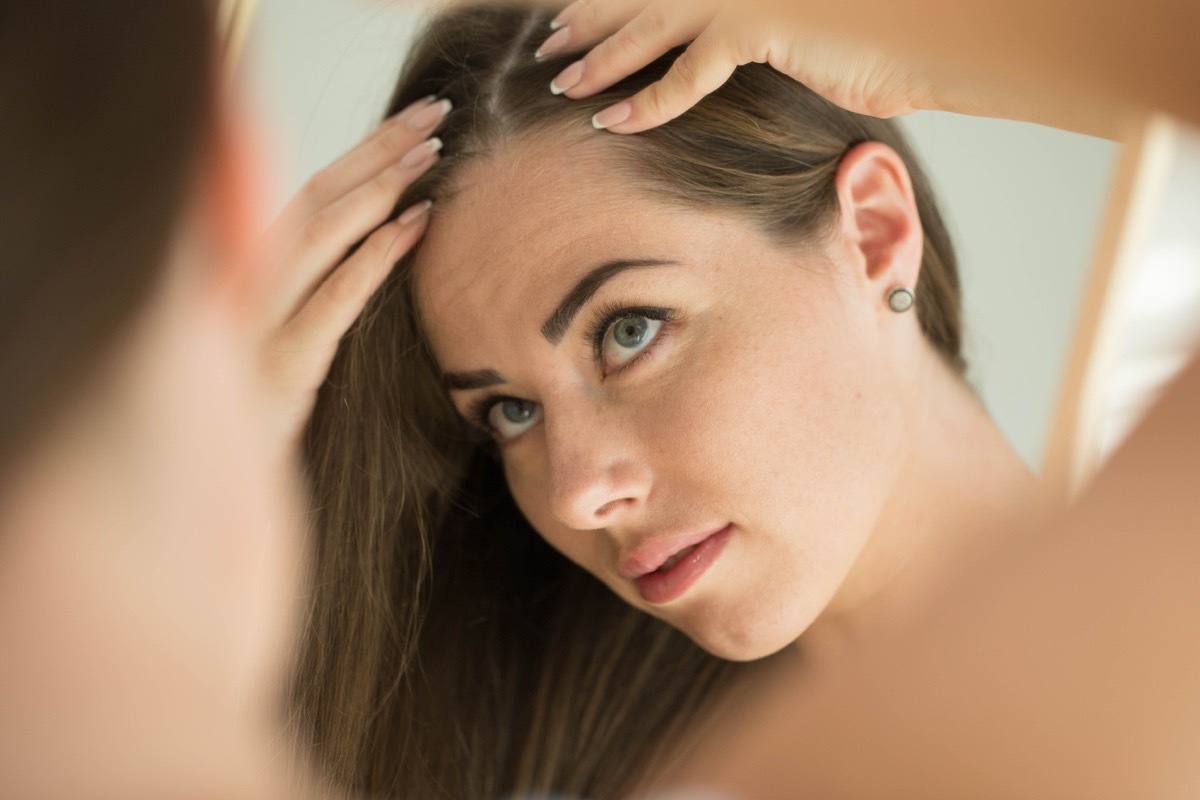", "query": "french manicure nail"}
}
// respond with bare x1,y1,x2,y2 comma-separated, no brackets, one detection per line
535,26,571,60
399,200,433,226
550,61,584,96
395,95,435,120
407,98,453,131
550,0,586,31
592,102,632,130
401,137,443,168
